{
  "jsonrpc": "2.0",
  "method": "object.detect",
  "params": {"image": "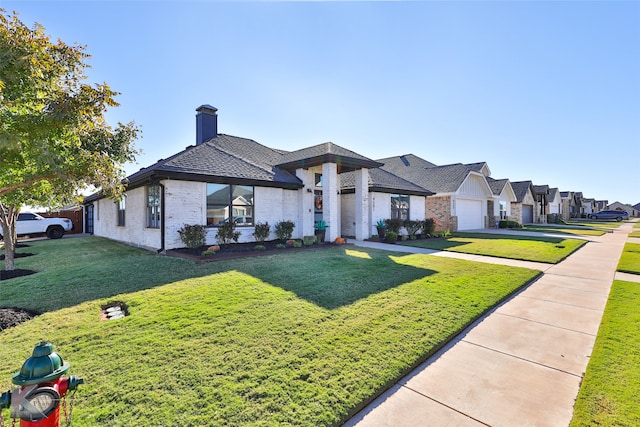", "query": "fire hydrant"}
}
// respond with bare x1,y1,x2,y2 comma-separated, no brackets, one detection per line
1,341,83,426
